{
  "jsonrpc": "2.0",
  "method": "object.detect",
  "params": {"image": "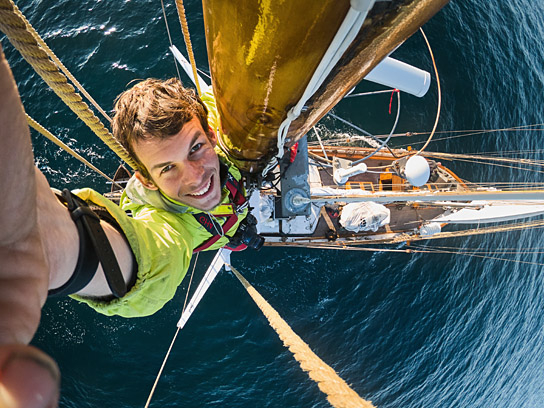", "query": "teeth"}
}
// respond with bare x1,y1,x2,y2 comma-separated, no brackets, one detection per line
190,178,211,196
